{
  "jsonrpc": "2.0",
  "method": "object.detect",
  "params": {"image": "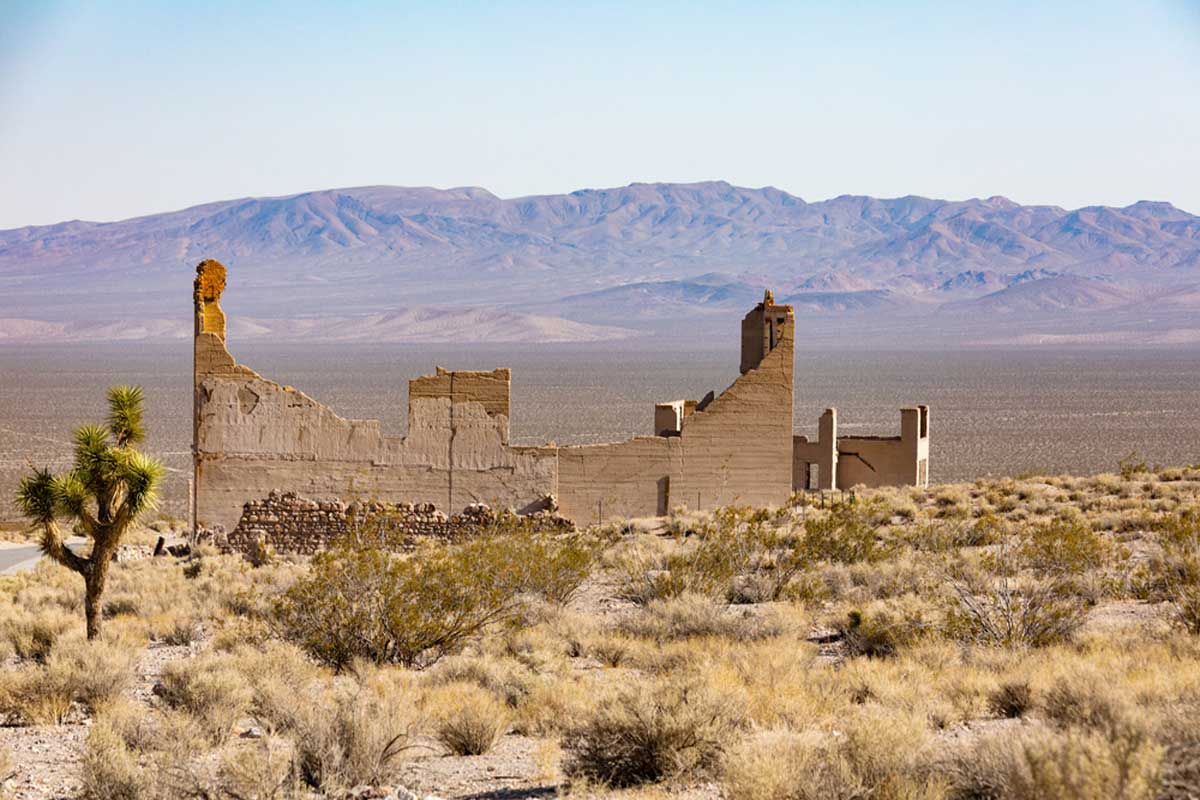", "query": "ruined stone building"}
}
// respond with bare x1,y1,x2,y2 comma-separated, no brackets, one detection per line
193,260,929,533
